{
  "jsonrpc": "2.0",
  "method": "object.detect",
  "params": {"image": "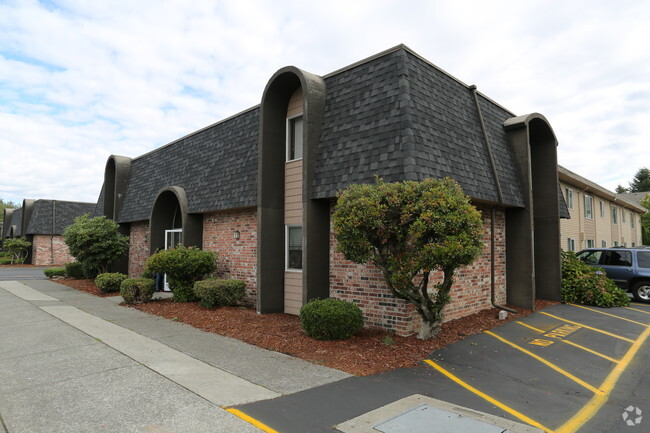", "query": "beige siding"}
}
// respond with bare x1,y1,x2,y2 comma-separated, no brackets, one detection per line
284,271,302,315
287,88,303,118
